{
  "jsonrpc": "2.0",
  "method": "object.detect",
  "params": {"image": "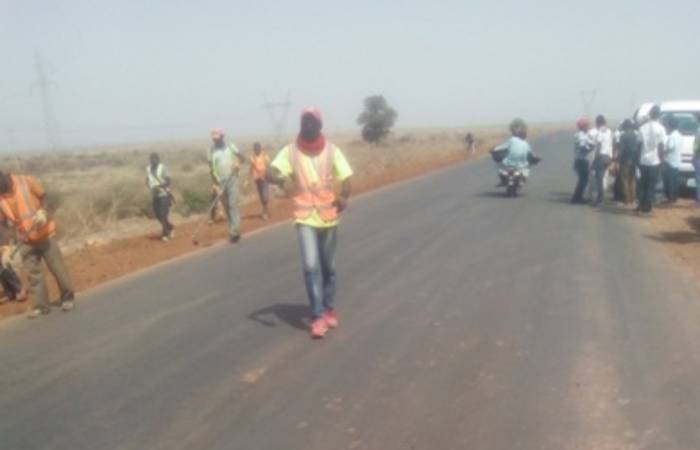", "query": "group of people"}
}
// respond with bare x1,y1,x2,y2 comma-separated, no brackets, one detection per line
0,107,351,339
146,128,273,244
571,105,698,213
146,108,355,338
